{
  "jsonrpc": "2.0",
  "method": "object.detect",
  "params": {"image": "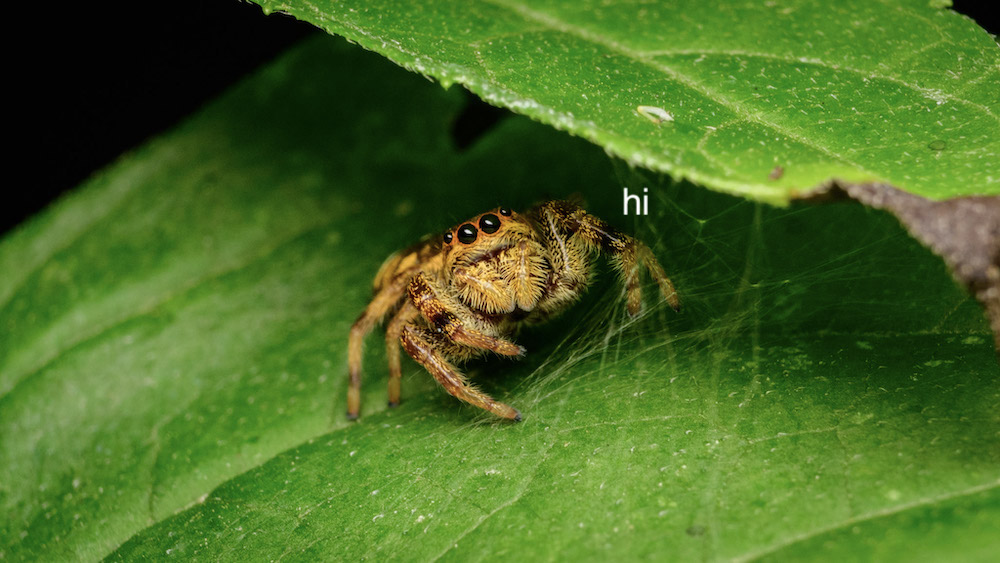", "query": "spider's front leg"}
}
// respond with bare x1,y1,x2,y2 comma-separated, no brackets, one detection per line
400,324,522,421
407,273,525,357
539,200,681,316
401,272,524,420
